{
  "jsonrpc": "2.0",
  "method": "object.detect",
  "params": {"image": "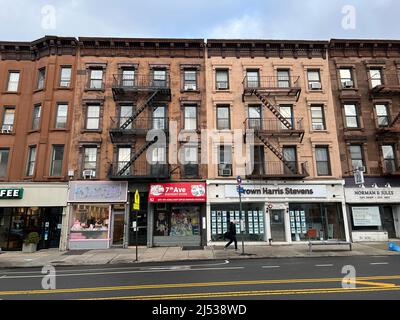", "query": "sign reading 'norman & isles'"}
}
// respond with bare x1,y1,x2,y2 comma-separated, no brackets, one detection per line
0,188,24,200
